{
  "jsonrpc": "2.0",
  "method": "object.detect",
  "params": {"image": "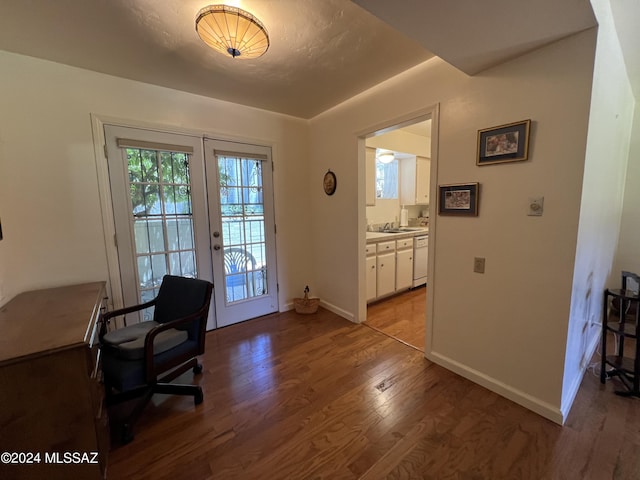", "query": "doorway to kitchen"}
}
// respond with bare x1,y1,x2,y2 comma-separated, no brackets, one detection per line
360,106,438,353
